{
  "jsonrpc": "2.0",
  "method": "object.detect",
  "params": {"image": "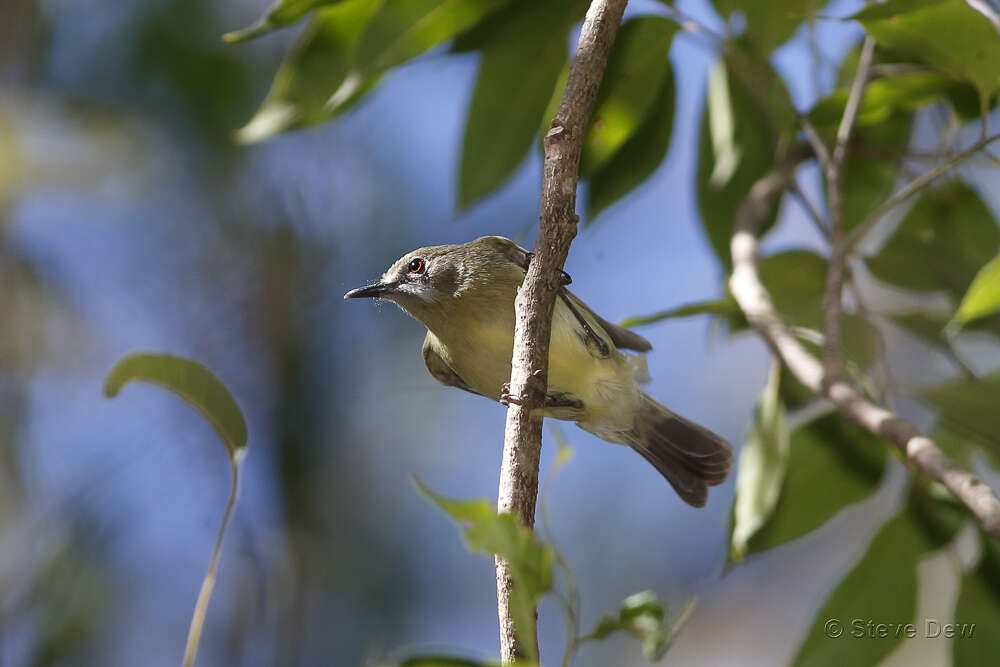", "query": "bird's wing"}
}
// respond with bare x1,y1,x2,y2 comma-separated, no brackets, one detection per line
487,236,652,353
422,332,482,396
